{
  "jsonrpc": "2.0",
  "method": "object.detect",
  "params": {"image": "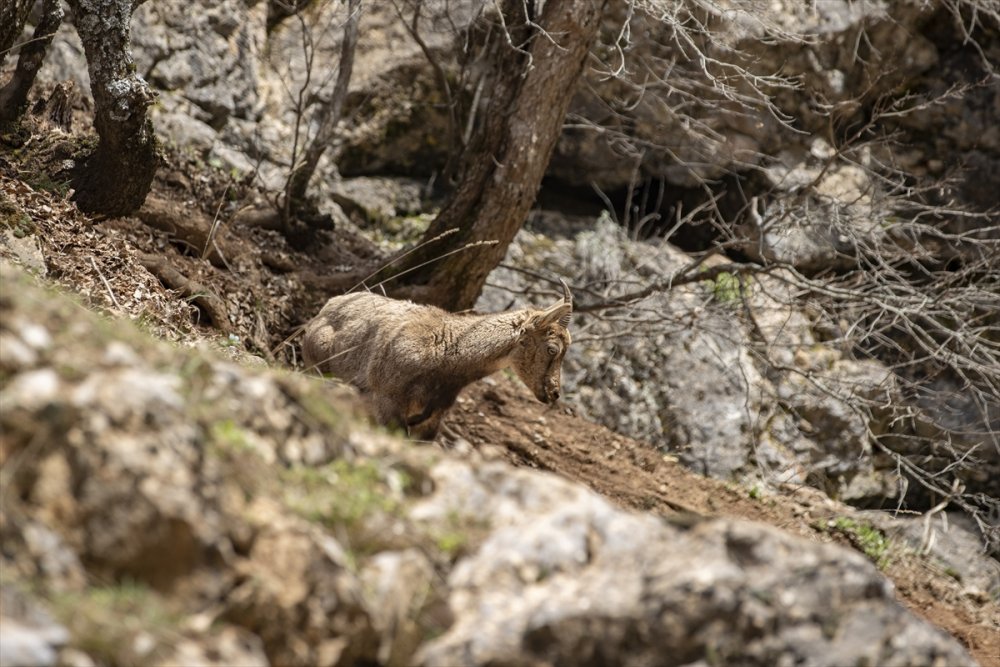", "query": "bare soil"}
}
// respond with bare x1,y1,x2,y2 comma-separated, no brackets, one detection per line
2,109,997,666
